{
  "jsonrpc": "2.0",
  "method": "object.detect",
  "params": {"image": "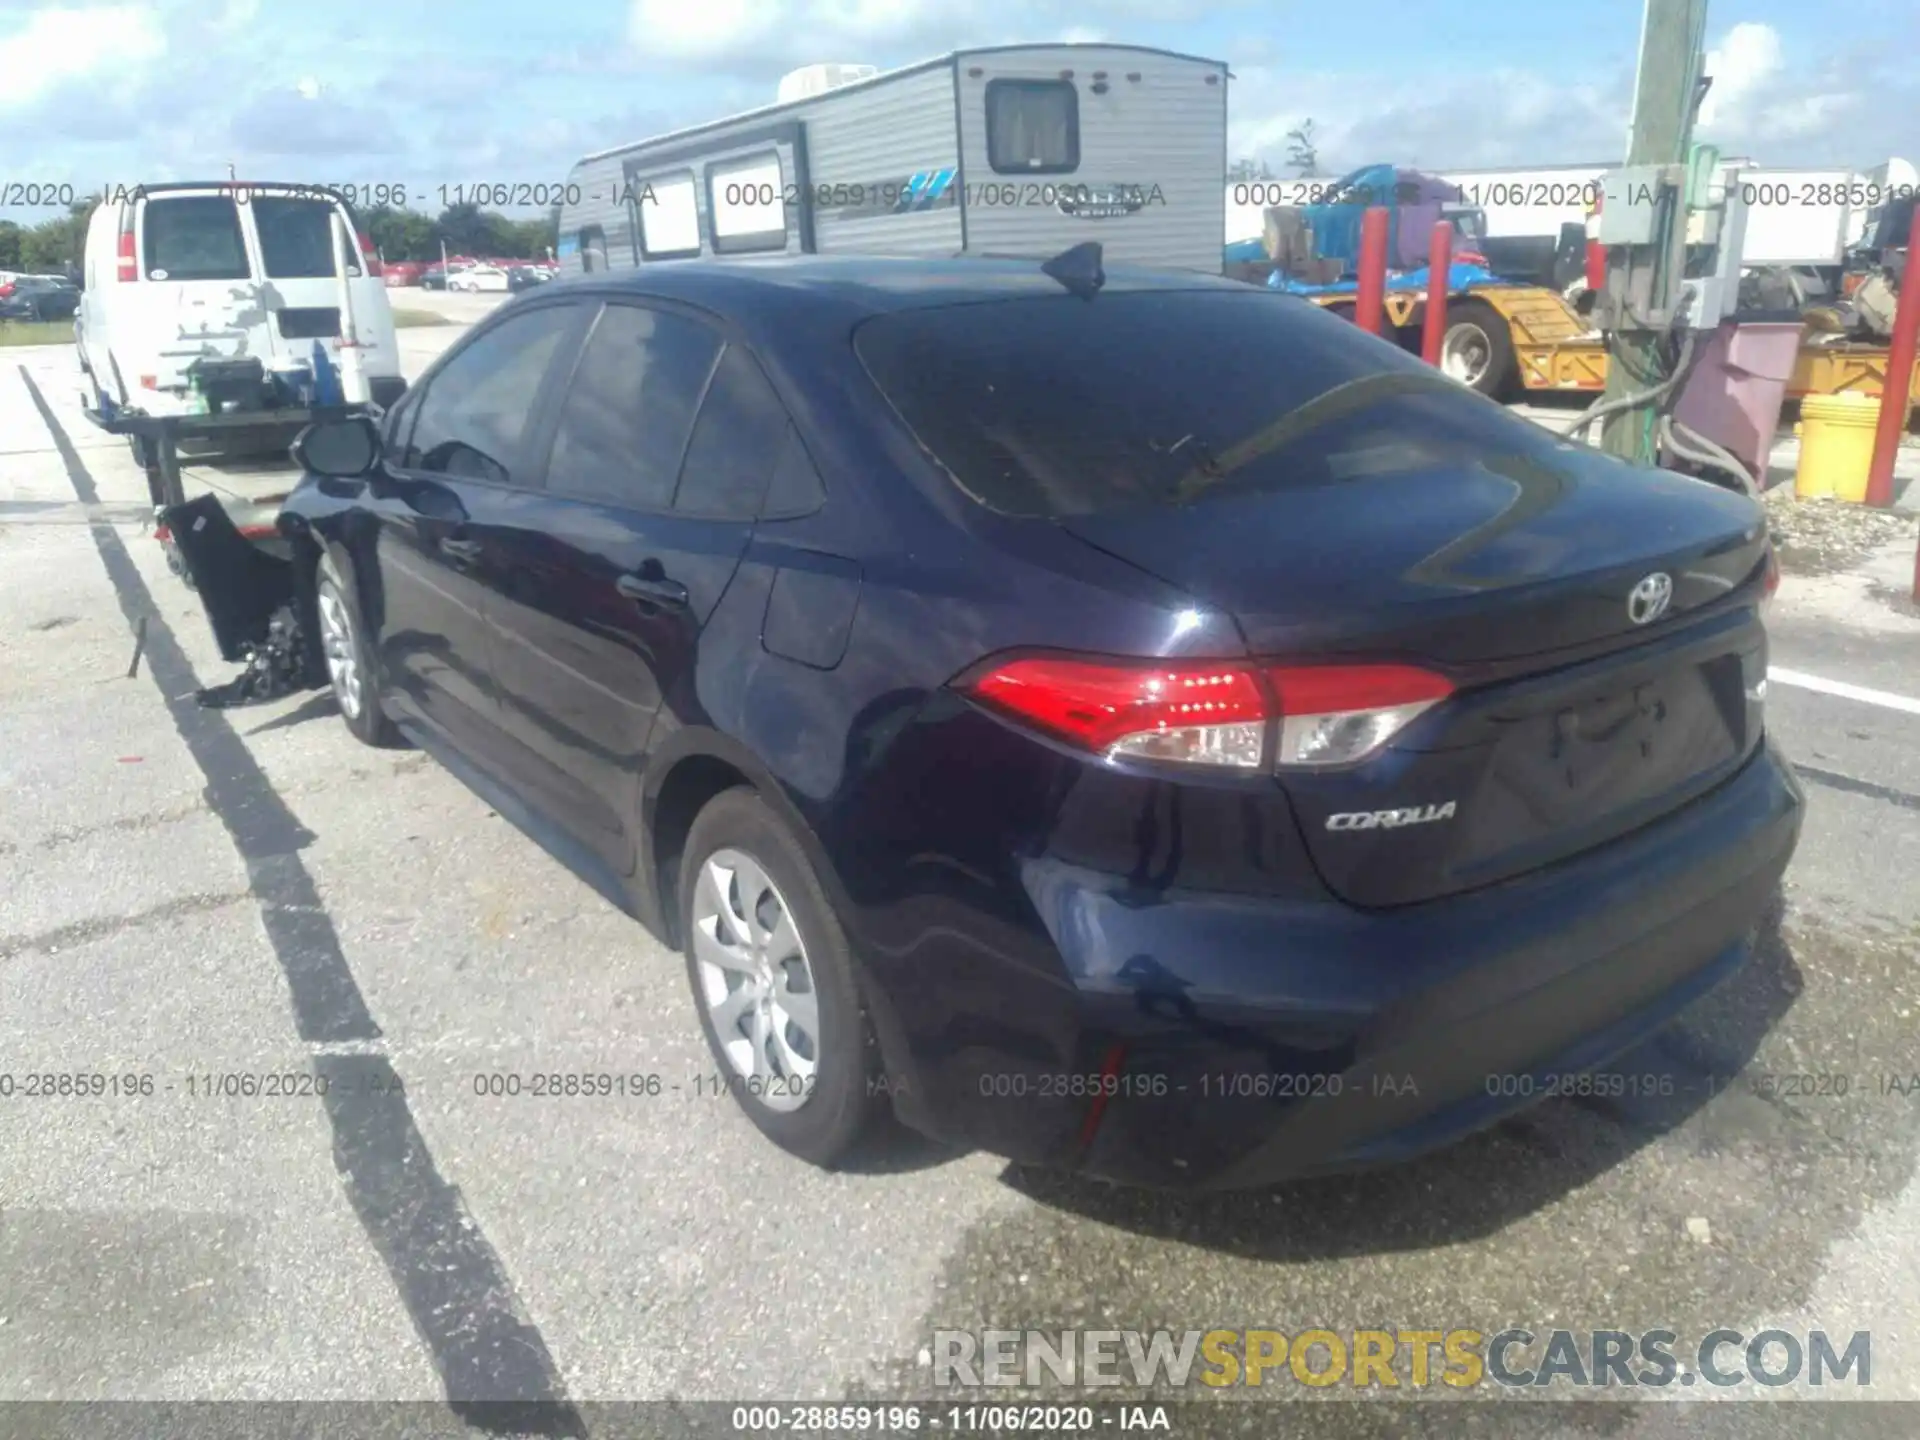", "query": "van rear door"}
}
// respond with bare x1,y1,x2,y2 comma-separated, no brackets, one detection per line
123,190,264,398
241,190,397,383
